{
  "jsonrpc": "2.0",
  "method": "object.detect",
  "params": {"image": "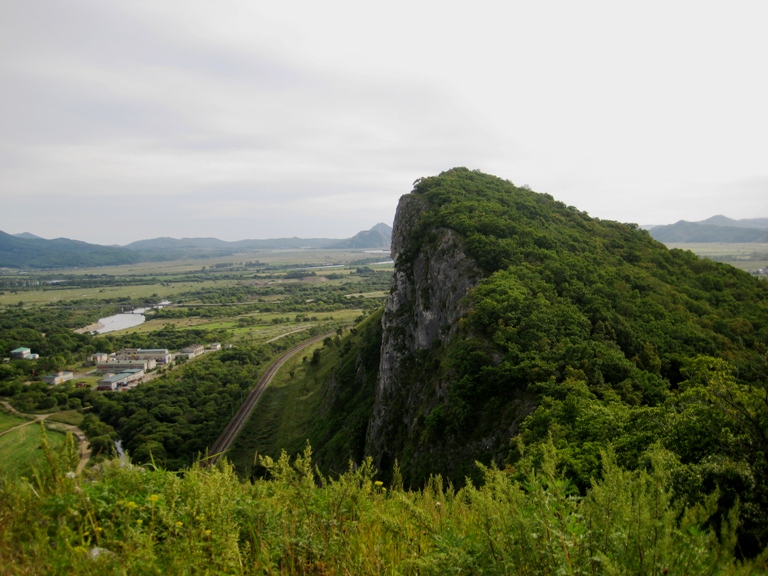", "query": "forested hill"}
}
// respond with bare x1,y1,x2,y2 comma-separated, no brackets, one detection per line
306,167,768,555
0,229,143,269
